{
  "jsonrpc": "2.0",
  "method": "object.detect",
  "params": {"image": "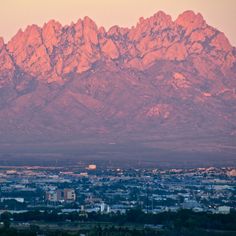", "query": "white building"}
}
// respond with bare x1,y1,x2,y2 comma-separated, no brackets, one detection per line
217,206,231,214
